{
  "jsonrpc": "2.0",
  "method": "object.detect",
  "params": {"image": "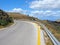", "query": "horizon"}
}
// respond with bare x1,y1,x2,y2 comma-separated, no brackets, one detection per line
0,0,60,21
